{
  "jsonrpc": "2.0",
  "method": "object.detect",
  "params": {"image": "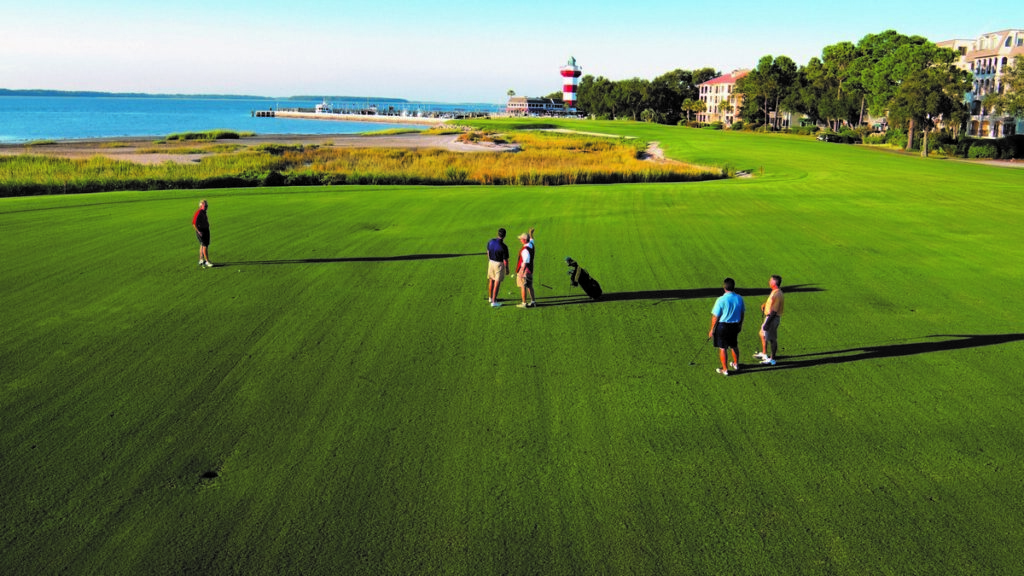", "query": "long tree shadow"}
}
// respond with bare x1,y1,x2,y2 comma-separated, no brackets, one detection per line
536,284,825,307
218,253,484,267
745,333,1024,373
